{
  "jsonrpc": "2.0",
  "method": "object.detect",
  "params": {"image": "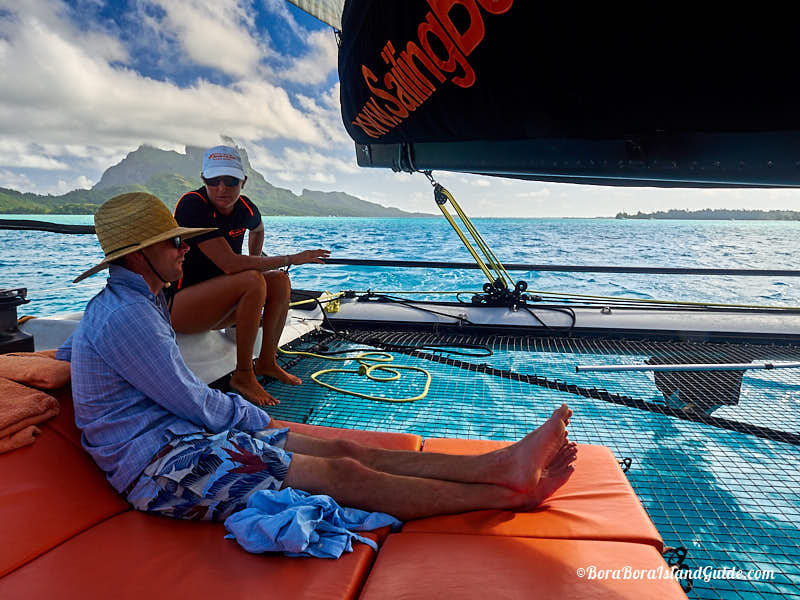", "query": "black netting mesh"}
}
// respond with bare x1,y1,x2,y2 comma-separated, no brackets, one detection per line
261,329,800,599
